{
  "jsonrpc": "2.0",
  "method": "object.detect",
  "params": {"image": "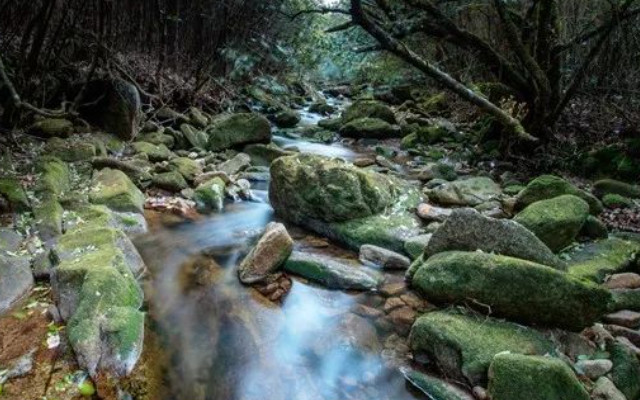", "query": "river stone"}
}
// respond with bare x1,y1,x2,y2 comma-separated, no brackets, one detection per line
410,251,611,330
90,168,145,214
575,359,613,379
238,222,293,284
131,141,173,162
28,118,74,138
33,196,64,240
609,341,640,400
606,273,640,290
217,153,251,176
594,179,640,199
567,237,640,283
270,154,399,223
592,377,627,400
404,234,432,260
342,100,396,124
179,123,209,149
515,175,603,215
0,255,33,315
152,170,188,192
284,251,383,290
194,177,226,212
426,208,564,269
416,203,452,222
487,353,589,400
402,368,475,400
207,113,271,151
359,244,411,270
169,157,201,182
425,177,501,207
409,311,553,386
339,117,400,139
514,194,590,252
243,142,295,166
271,109,300,128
